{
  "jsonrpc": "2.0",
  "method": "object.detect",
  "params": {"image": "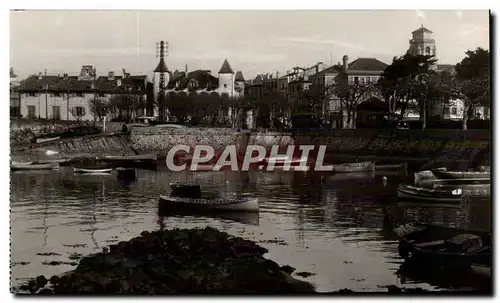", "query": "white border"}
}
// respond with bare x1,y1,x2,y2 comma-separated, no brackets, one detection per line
2,2,498,302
